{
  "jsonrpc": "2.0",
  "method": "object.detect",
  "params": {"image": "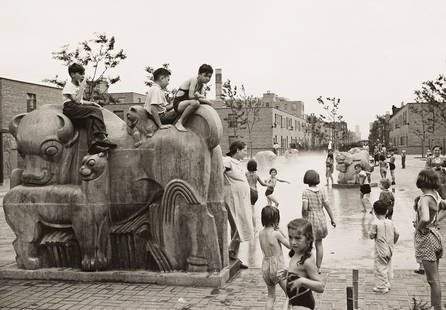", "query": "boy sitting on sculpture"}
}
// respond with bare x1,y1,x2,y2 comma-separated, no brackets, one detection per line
143,67,177,129
173,64,214,131
62,63,117,154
